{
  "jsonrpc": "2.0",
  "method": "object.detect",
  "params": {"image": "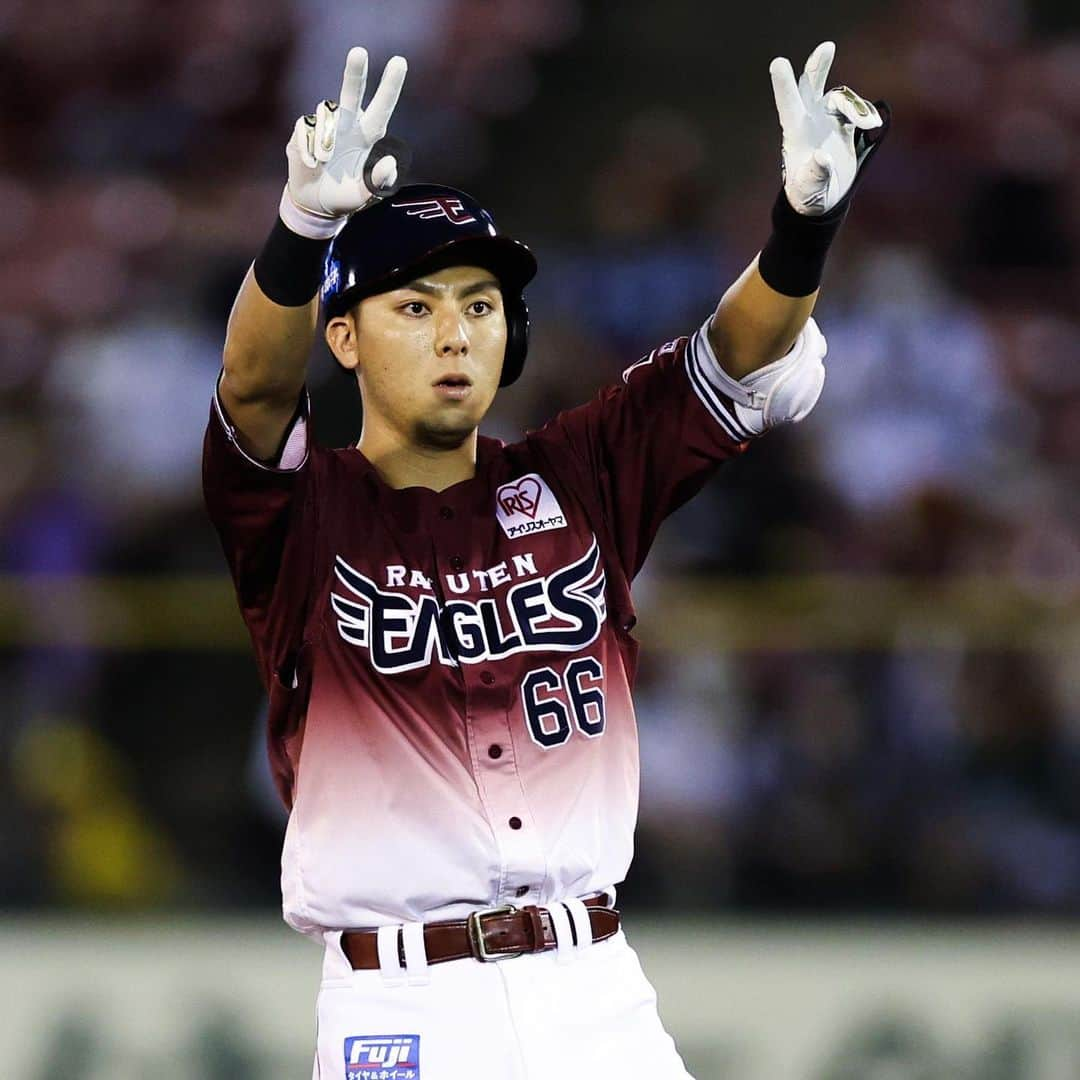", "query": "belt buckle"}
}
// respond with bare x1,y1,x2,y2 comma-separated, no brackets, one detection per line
466,904,521,962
